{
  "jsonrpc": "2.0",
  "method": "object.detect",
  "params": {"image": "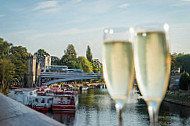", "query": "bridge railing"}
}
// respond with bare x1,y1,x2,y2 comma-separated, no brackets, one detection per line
40,72,103,77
